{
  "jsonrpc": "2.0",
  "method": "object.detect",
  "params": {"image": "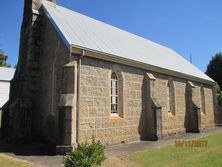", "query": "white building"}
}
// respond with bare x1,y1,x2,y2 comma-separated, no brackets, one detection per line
0,67,15,109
